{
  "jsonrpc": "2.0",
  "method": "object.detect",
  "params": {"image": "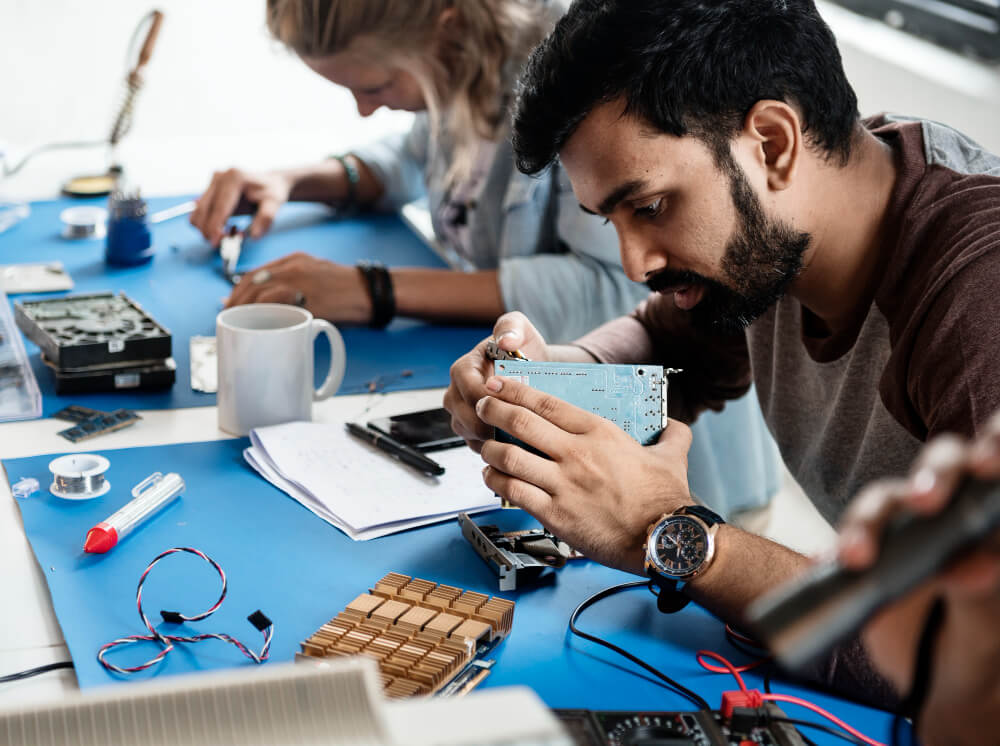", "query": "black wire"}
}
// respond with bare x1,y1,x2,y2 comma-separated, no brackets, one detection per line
569,582,873,746
724,627,769,658
568,580,712,711
0,661,74,684
769,716,868,746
